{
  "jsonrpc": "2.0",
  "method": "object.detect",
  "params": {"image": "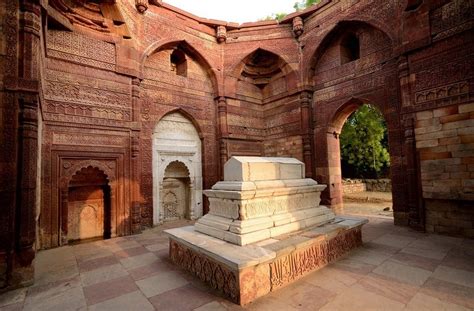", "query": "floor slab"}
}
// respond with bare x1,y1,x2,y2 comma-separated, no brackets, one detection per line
0,216,472,310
